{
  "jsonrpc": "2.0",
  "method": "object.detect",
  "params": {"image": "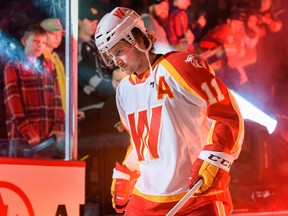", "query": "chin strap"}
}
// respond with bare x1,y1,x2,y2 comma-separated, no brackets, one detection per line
145,51,155,88
135,38,156,88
